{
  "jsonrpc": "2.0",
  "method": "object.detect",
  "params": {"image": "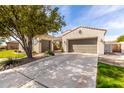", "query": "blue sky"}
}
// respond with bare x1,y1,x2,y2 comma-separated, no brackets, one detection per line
54,5,124,41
